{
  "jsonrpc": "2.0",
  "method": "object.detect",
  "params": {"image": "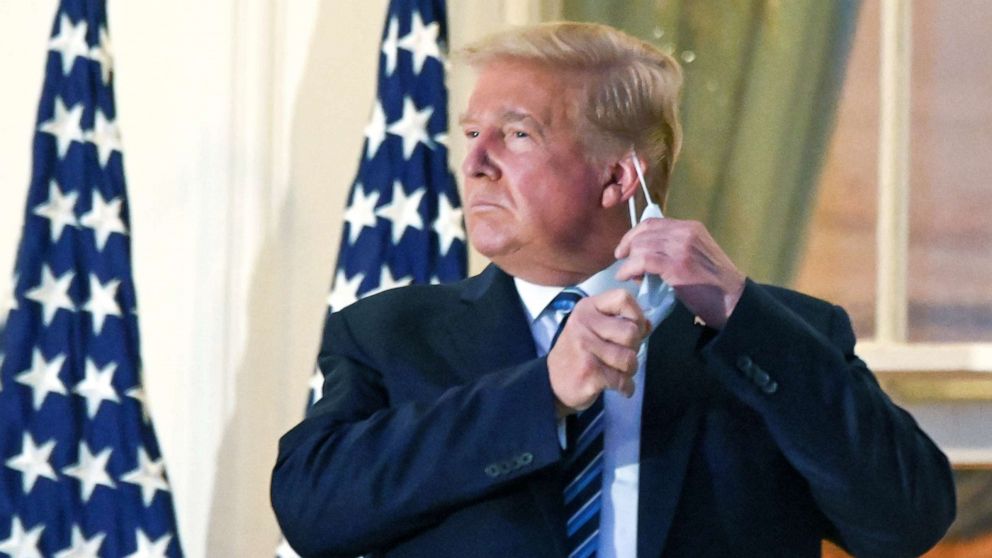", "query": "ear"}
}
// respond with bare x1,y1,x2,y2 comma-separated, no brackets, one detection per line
600,152,645,209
